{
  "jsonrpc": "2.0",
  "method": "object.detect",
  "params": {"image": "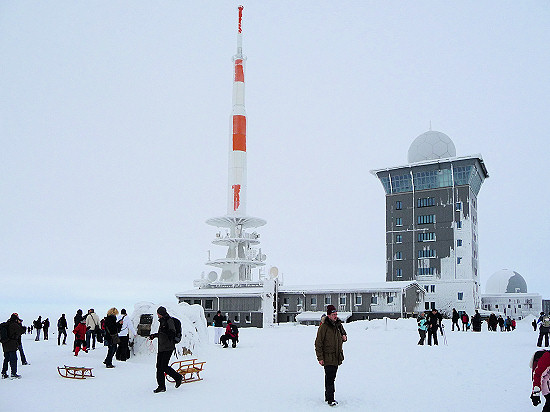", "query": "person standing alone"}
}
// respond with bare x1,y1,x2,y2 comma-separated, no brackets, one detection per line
315,305,347,407
213,310,225,344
